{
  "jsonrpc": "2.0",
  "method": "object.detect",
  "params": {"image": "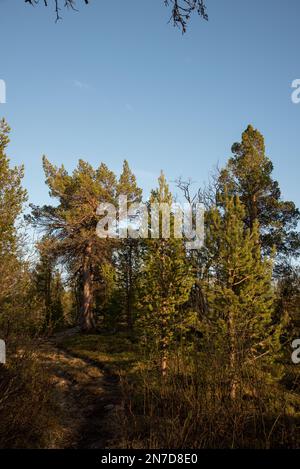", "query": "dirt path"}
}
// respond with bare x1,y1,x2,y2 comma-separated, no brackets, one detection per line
37,329,123,449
